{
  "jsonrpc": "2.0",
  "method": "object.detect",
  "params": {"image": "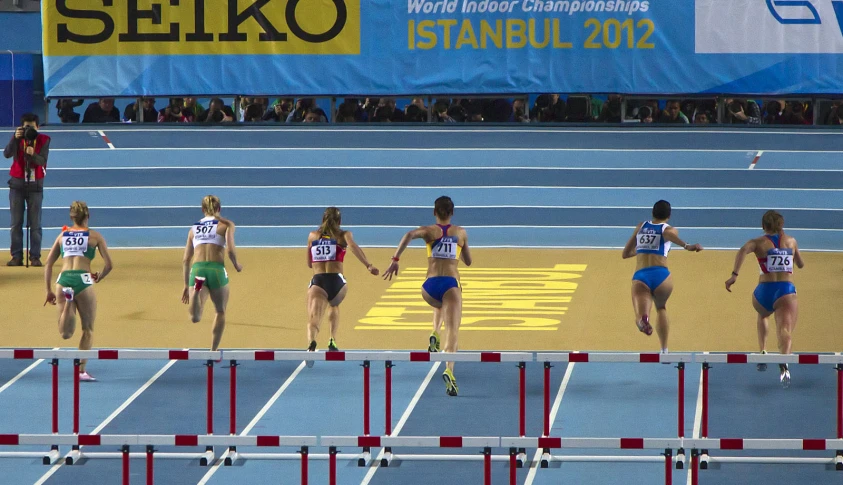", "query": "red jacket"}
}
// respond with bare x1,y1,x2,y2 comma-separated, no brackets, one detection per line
7,133,50,180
